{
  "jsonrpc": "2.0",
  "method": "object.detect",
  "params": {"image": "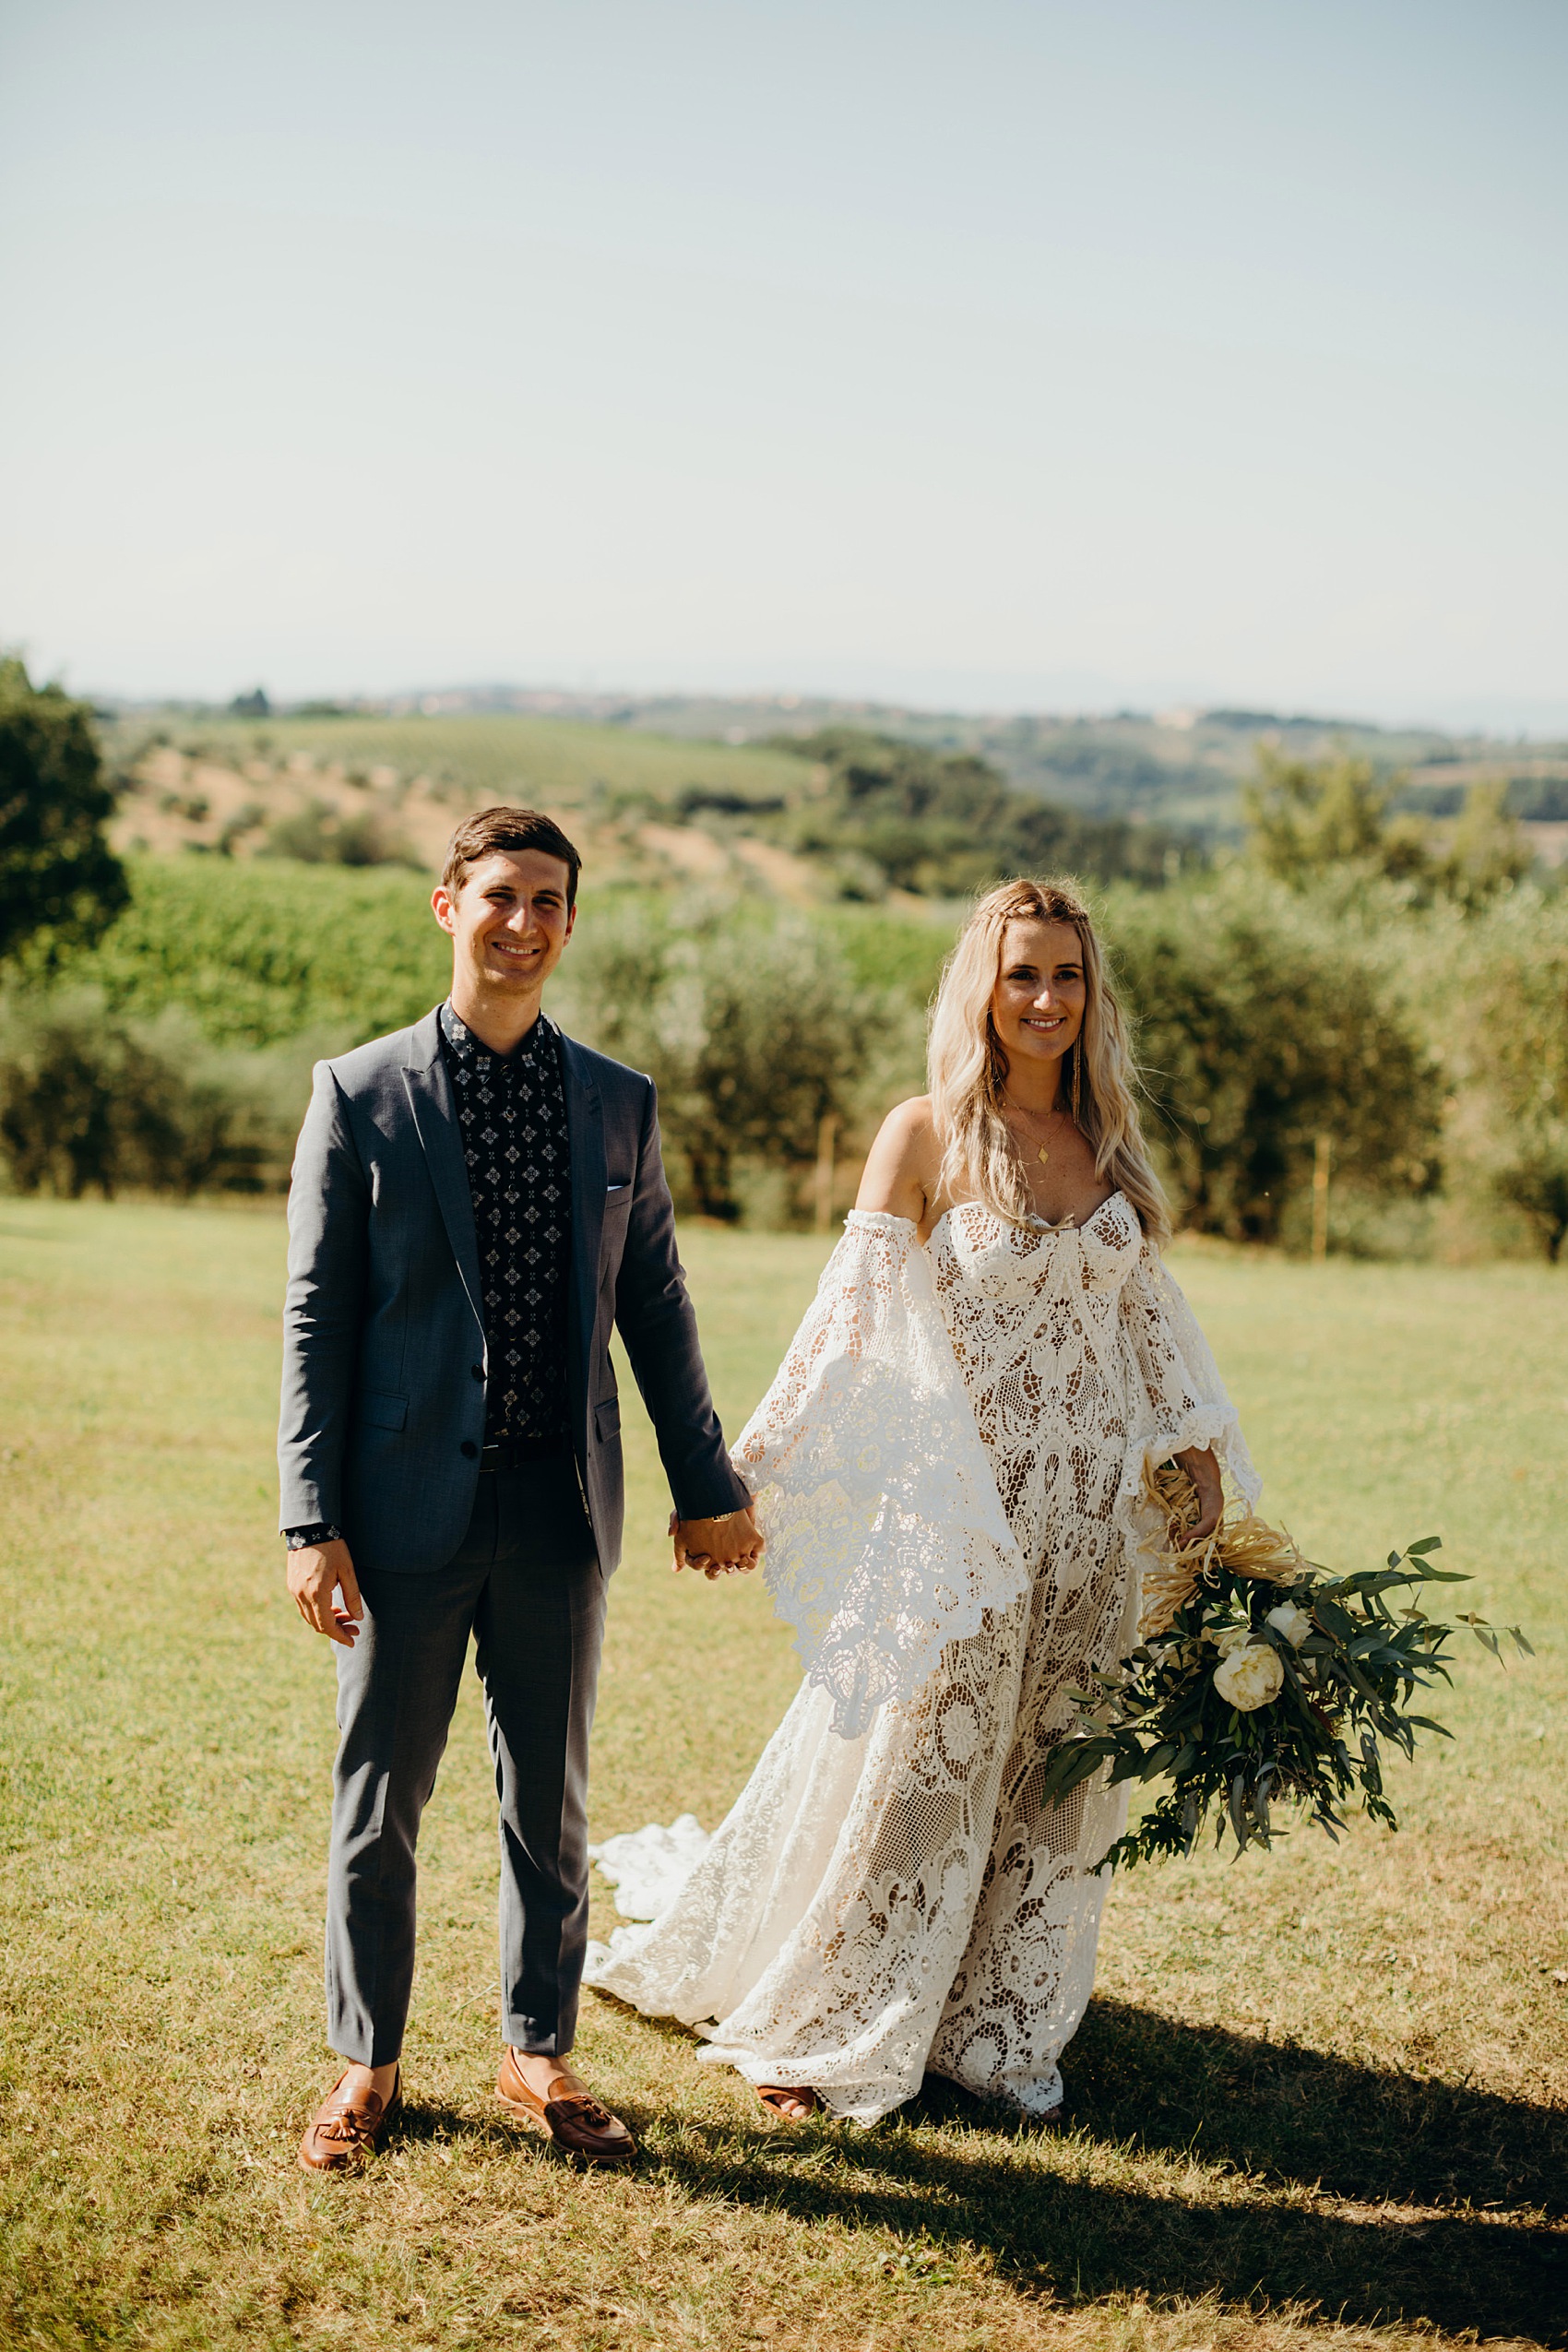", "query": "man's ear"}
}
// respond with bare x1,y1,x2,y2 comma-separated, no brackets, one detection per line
432,882,457,935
